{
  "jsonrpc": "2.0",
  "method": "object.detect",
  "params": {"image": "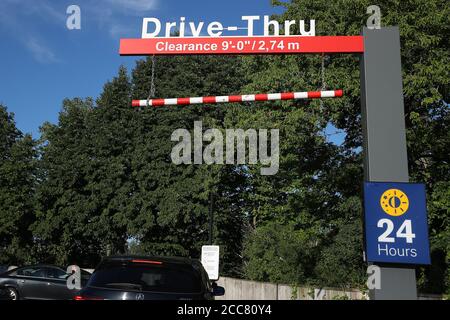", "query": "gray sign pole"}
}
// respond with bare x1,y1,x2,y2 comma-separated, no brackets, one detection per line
360,27,417,299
